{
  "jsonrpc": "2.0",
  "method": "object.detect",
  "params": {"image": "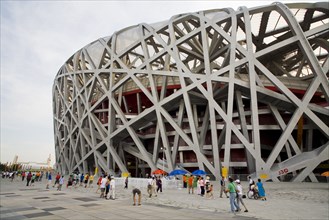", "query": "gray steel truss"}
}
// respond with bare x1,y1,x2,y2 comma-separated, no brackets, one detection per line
53,2,329,181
